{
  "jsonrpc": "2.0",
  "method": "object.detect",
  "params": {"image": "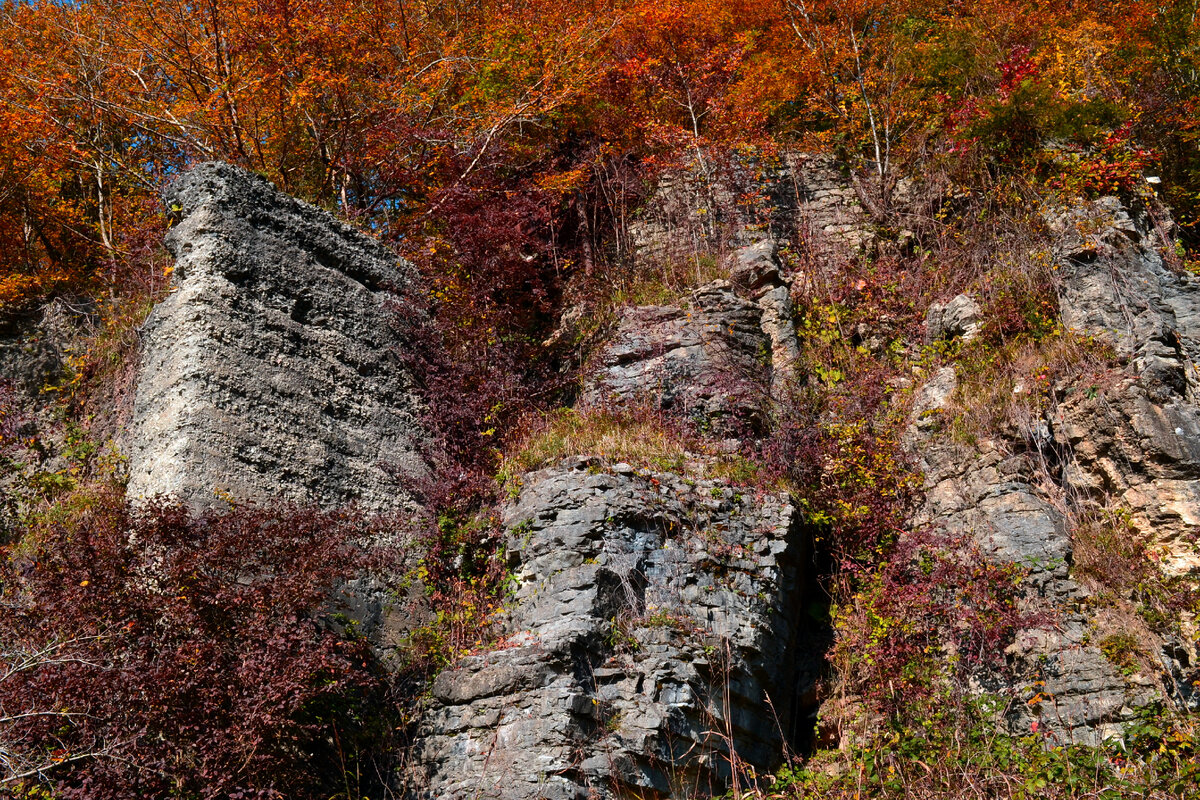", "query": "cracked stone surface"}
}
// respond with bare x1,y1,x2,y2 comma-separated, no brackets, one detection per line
406,458,809,799
127,162,427,510
581,282,771,427
903,194,1200,744
629,153,872,271
1045,196,1200,576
